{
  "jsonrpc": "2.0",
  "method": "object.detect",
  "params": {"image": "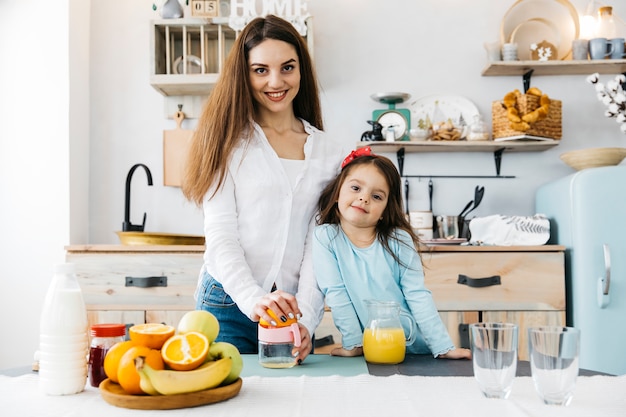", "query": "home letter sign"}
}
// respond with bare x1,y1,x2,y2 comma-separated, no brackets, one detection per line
228,0,309,36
